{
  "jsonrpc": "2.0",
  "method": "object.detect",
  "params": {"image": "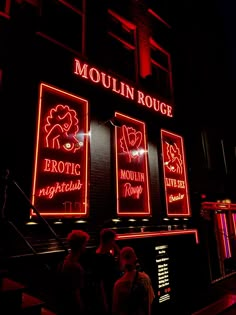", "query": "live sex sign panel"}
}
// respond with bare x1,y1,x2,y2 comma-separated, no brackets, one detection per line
161,130,191,216
31,83,89,217
115,112,151,216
